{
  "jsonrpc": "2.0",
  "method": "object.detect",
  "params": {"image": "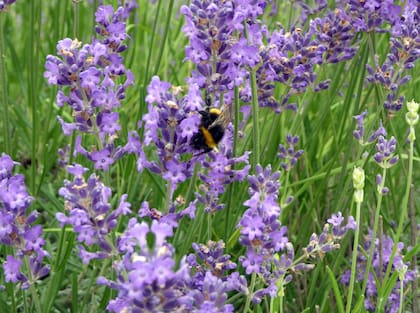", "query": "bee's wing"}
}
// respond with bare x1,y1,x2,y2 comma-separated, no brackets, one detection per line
209,103,233,130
